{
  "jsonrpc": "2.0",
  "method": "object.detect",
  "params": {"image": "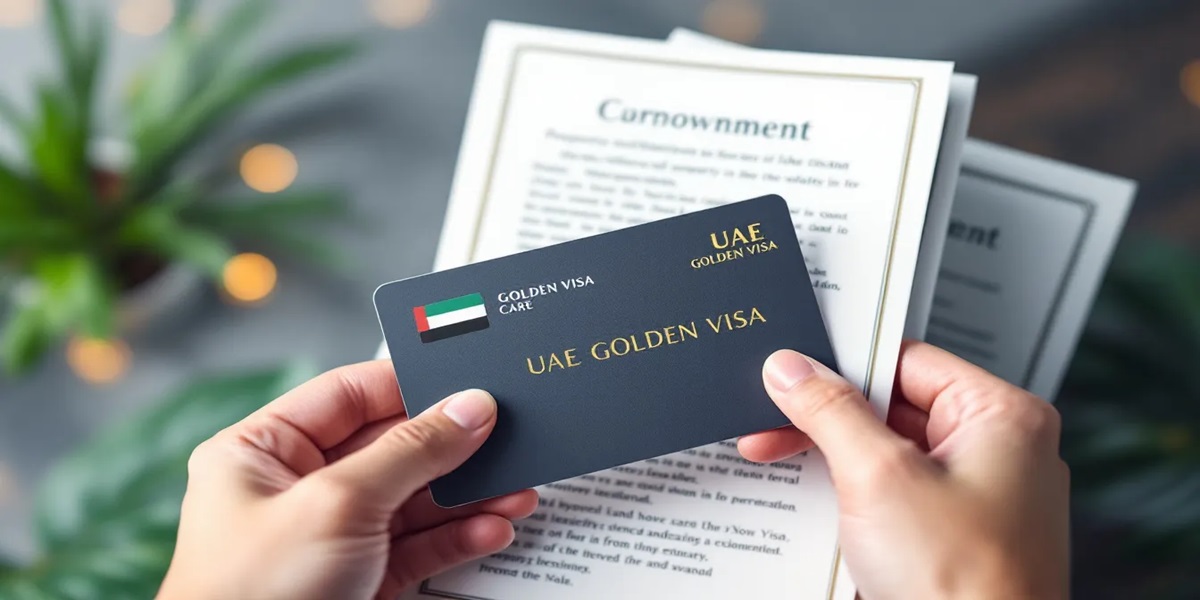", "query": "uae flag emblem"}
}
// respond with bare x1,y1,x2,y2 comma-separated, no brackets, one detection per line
413,293,489,343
